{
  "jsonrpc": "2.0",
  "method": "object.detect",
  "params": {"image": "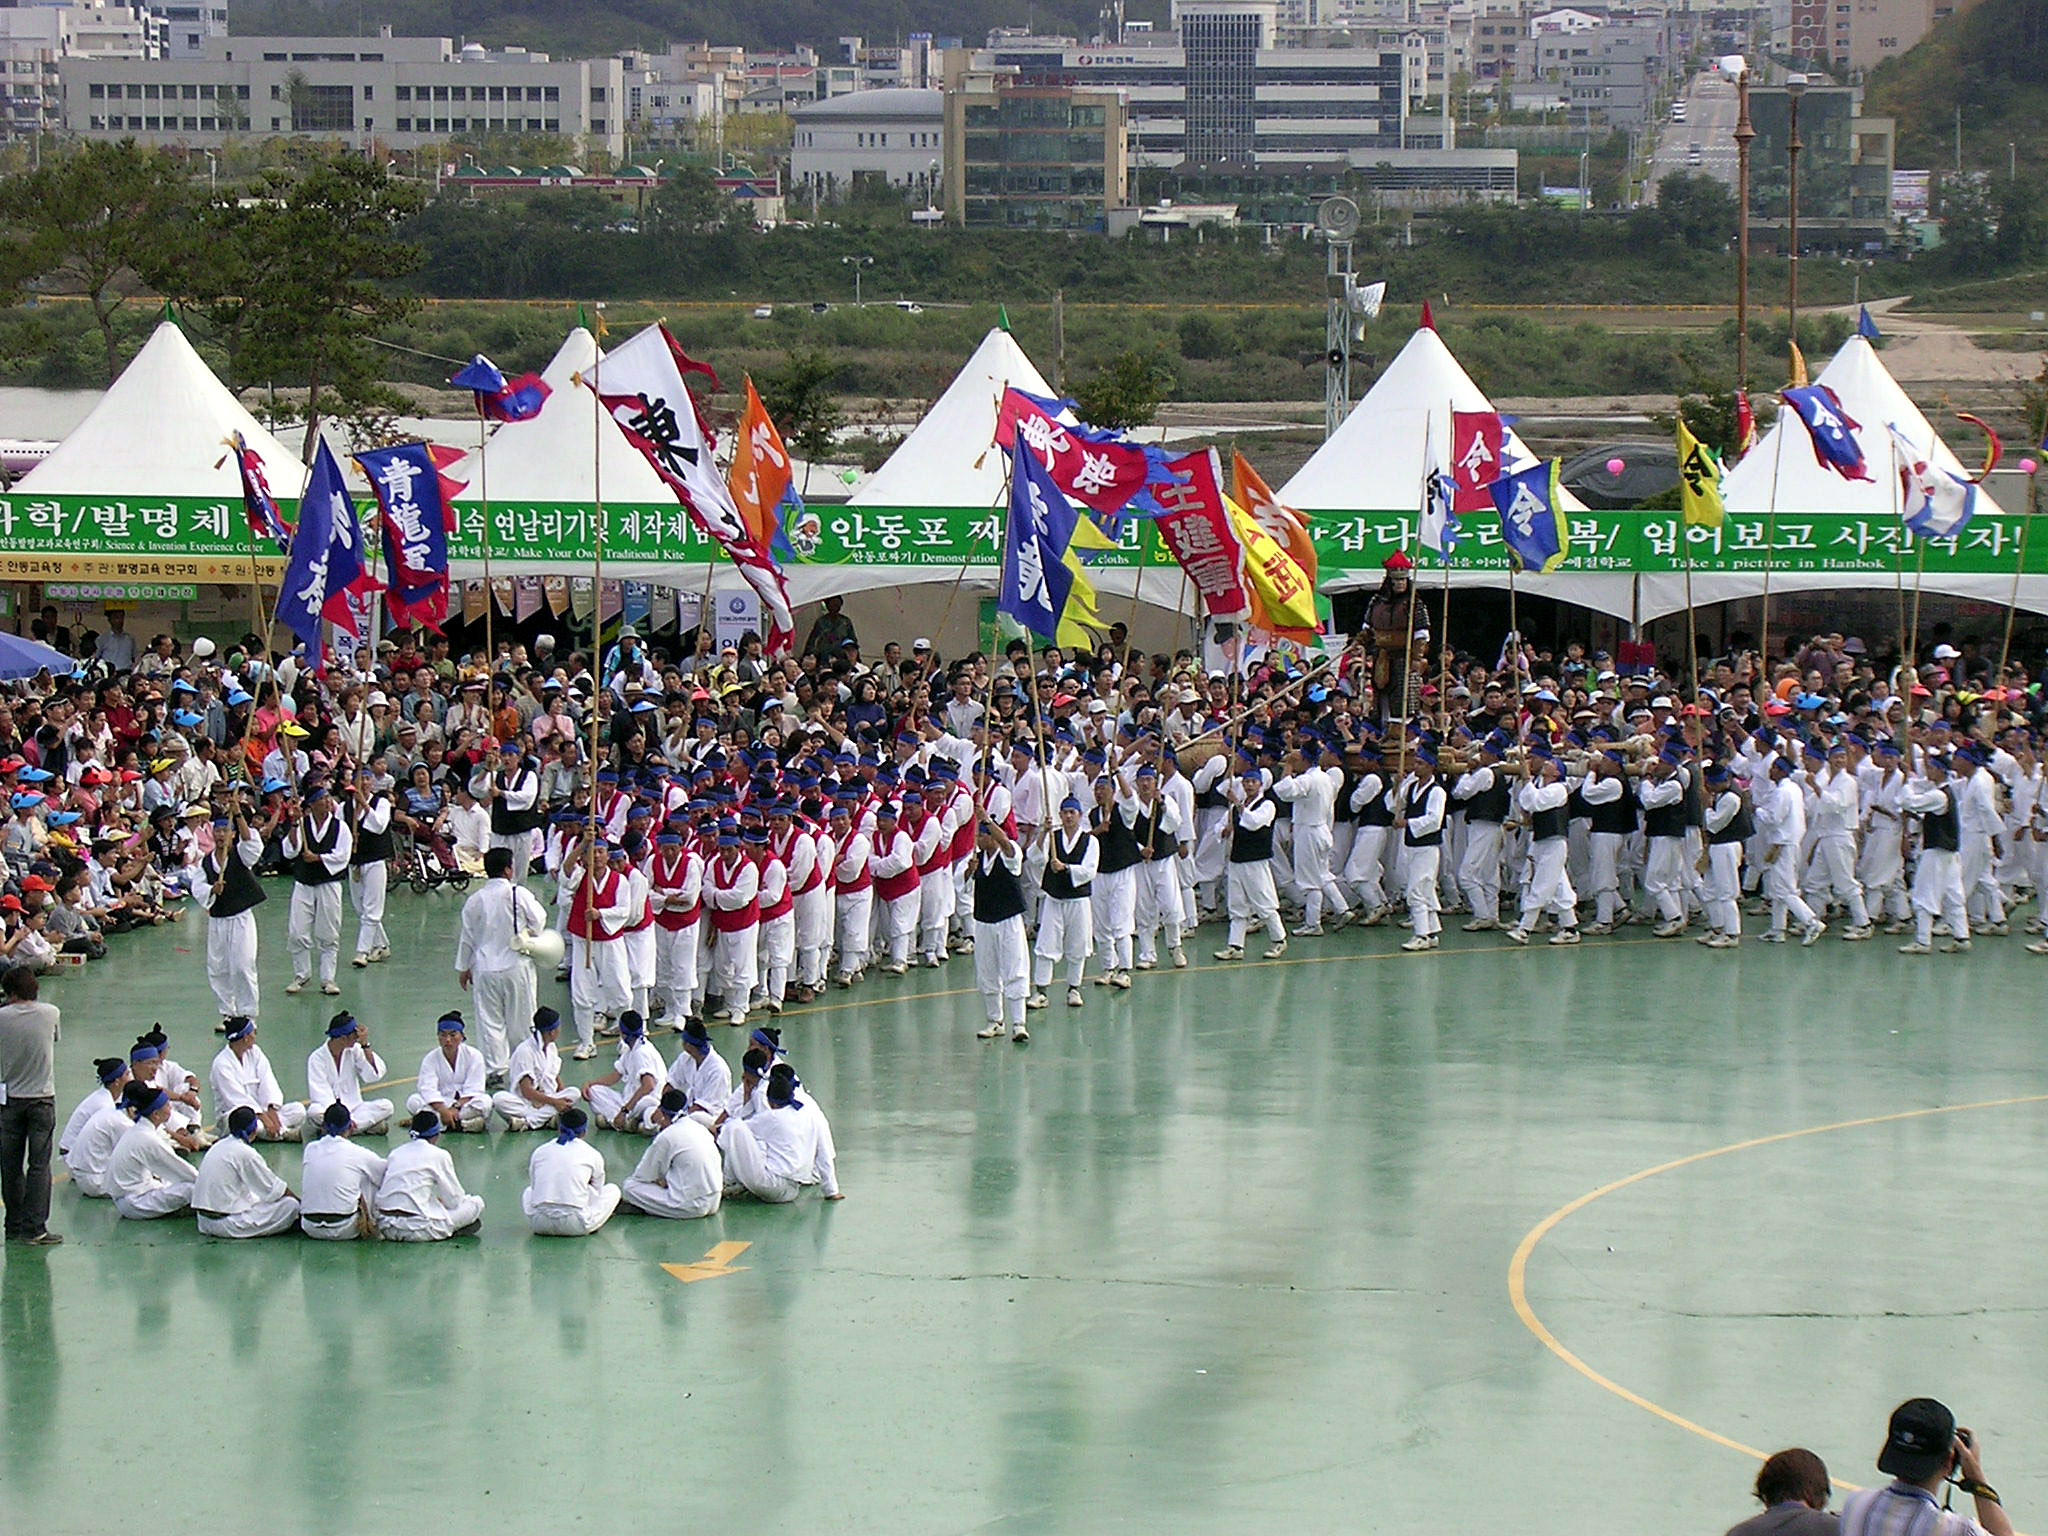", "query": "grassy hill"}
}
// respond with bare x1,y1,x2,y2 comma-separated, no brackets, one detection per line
1865,0,2048,175
229,0,1167,53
